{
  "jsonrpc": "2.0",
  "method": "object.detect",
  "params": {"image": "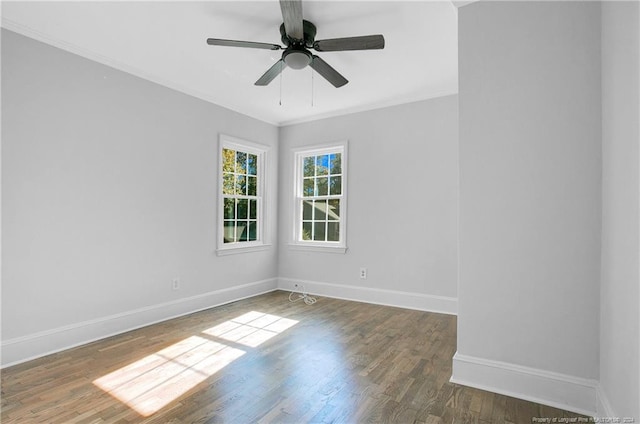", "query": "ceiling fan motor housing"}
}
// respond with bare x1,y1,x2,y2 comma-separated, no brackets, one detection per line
280,20,317,48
